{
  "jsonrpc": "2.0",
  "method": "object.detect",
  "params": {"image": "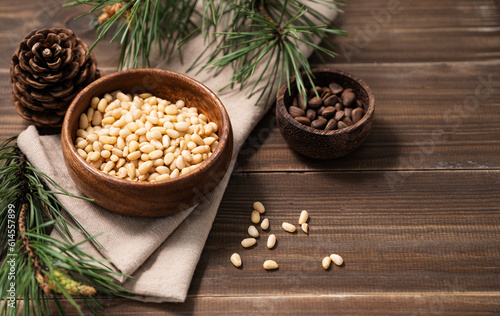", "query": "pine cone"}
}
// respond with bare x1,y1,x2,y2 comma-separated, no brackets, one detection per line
10,28,101,128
